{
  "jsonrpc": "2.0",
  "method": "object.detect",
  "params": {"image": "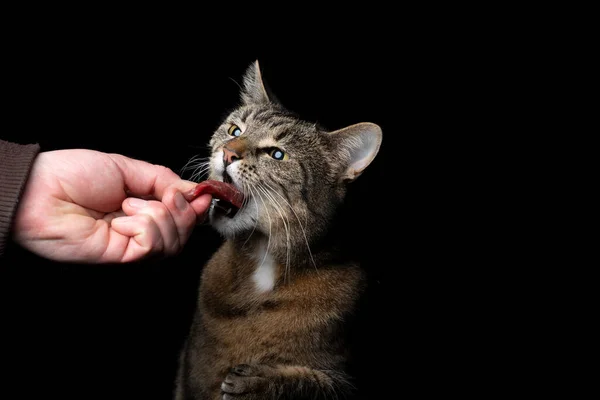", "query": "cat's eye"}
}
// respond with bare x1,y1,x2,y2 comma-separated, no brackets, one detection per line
228,124,242,137
268,147,288,161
